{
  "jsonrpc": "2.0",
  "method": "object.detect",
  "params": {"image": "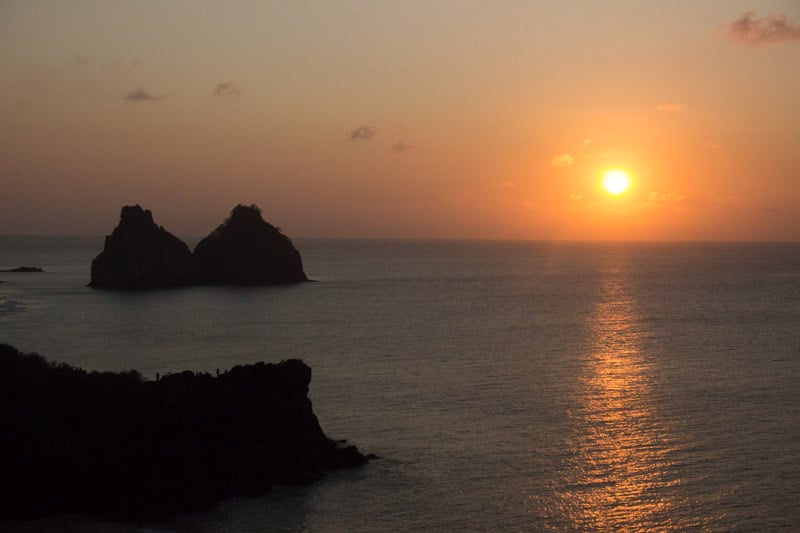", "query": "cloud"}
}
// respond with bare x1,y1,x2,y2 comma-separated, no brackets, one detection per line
551,153,575,167
704,141,722,150
214,82,241,97
647,192,684,204
67,55,138,70
656,103,686,112
728,12,800,46
125,88,162,102
68,55,92,67
350,125,376,140
390,141,413,153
